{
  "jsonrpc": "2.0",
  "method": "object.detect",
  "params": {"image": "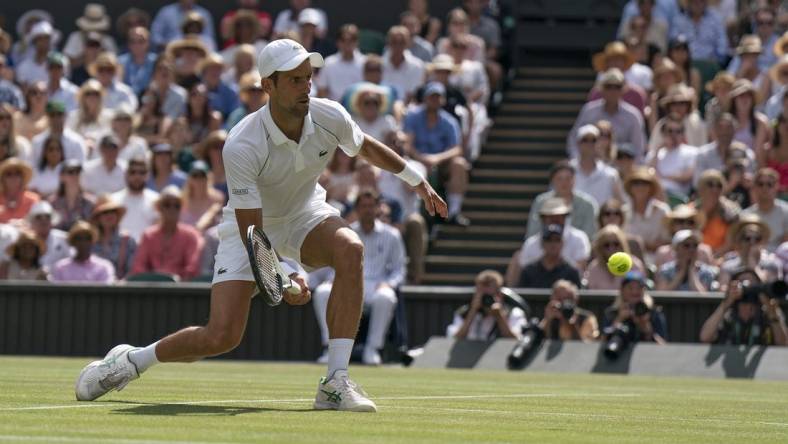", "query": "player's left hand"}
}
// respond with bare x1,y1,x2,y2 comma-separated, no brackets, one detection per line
414,181,448,218
284,274,311,305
